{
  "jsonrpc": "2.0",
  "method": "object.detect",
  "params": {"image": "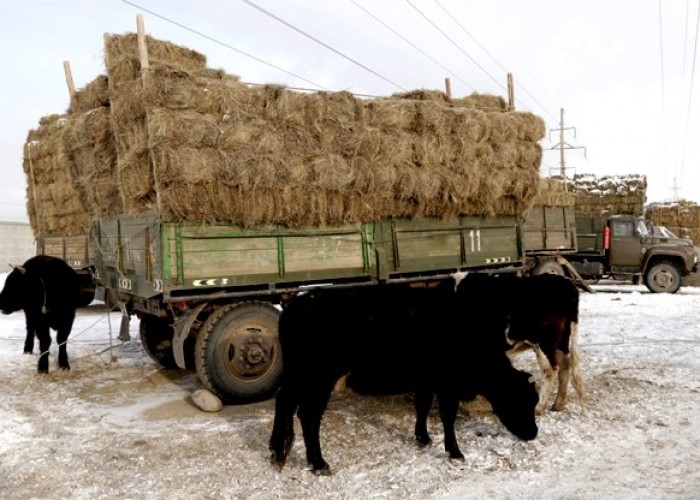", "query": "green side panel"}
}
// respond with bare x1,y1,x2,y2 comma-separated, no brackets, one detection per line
283,233,365,276
522,206,576,252
178,235,279,279
94,213,160,298
162,222,371,289
385,216,521,274
576,216,606,252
